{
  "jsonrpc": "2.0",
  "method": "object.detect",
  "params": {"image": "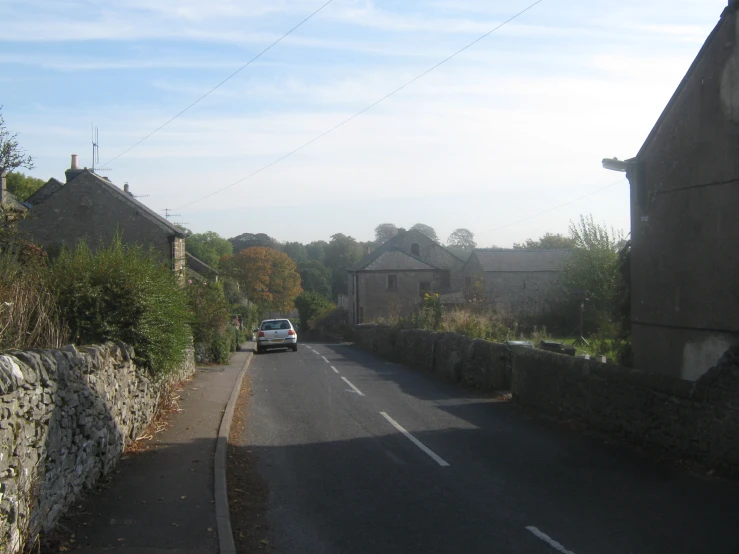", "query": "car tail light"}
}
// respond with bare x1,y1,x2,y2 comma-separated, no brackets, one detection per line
288,329,295,336
258,331,265,337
